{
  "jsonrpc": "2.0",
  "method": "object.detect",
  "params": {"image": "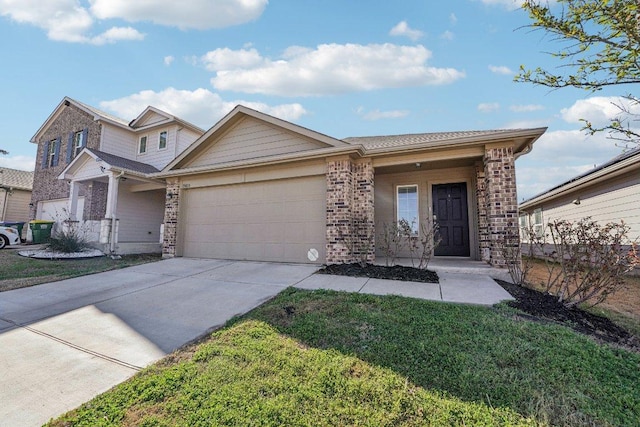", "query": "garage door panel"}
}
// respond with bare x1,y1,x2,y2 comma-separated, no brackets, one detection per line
182,176,326,263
